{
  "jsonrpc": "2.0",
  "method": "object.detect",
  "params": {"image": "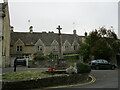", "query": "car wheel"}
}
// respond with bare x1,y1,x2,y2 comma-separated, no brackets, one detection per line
111,66,115,70
95,66,99,70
